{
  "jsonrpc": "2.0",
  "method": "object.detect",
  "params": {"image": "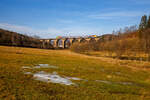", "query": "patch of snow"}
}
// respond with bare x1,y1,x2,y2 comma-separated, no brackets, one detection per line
66,77,82,80
33,71,75,85
39,64,49,66
24,72,32,74
35,64,58,69
22,66,32,69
